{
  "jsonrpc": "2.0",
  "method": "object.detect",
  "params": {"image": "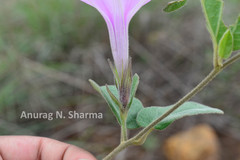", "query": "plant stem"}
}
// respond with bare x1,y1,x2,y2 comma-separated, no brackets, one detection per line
102,52,240,160
120,111,128,142
132,68,221,141
102,139,133,160
103,69,219,160
131,52,240,142
222,52,240,68
213,43,219,68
